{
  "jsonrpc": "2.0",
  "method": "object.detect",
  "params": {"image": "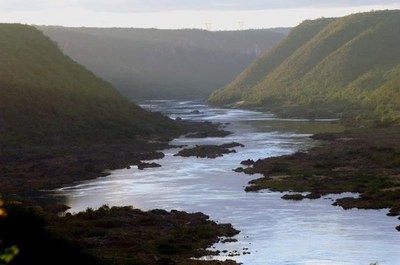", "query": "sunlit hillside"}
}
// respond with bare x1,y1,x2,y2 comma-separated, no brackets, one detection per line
208,10,400,123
